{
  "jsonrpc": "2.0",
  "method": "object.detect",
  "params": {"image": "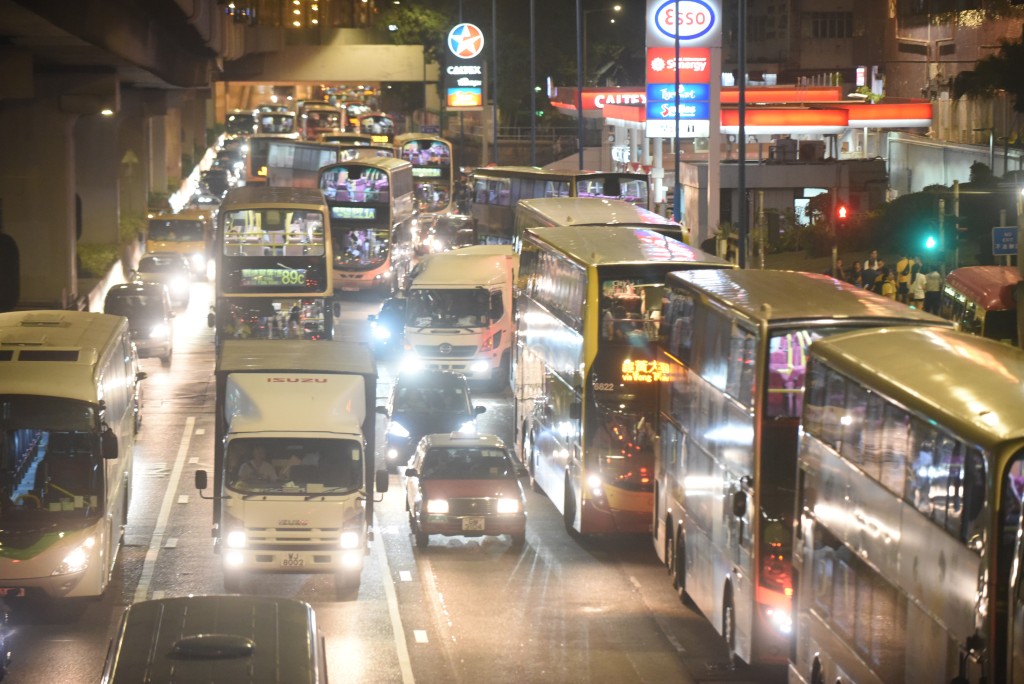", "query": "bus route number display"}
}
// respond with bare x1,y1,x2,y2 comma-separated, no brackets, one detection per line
240,267,309,288
331,206,377,220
